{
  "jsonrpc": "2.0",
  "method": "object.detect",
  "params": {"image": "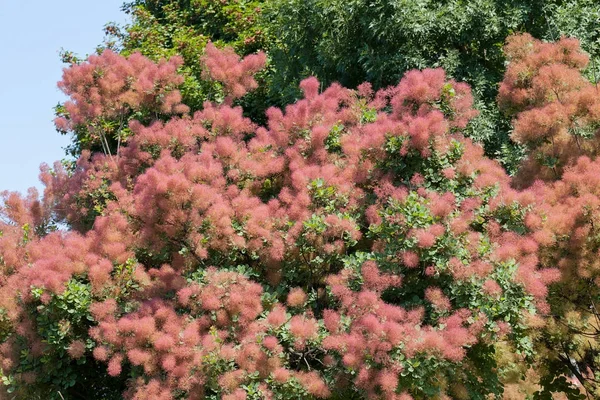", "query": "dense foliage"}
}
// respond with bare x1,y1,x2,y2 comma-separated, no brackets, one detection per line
6,1,600,398
2,39,570,399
